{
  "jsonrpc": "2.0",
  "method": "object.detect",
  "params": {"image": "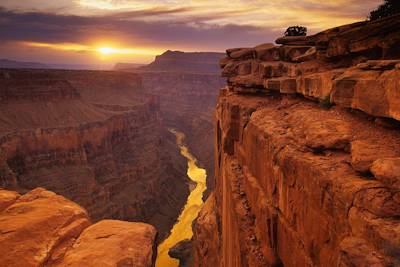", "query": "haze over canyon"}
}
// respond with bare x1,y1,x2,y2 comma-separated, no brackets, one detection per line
0,0,399,267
